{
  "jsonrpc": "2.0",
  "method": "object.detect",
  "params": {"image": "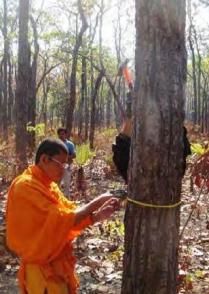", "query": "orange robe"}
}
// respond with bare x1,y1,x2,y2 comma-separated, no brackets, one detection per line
6,165,92,294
